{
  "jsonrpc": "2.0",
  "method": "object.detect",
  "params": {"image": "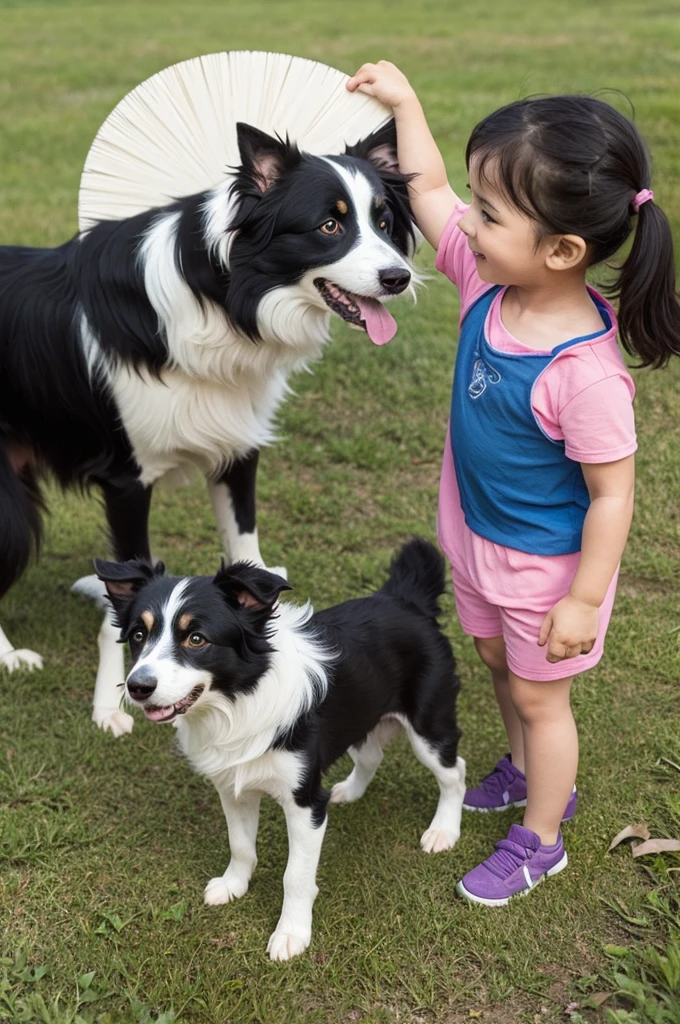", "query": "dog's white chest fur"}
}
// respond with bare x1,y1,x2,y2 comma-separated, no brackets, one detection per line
94,204,334,486
107,360,288,486
180,729,306,804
